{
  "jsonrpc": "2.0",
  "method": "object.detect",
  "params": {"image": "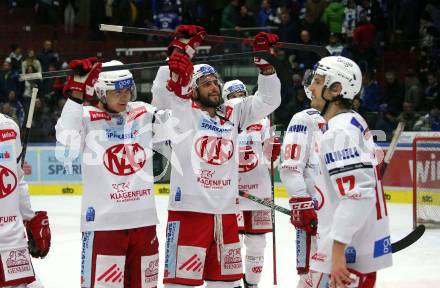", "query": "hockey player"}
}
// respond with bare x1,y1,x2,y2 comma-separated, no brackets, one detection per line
0,113,51,287
56,58,171,288
279,102,325,285
222,80,281,288
300,56,392,288
151,25,281,287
